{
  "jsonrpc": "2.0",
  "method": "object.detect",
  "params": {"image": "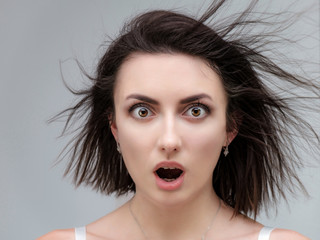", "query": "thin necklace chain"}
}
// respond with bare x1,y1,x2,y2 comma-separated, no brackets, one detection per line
129,199,221,240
